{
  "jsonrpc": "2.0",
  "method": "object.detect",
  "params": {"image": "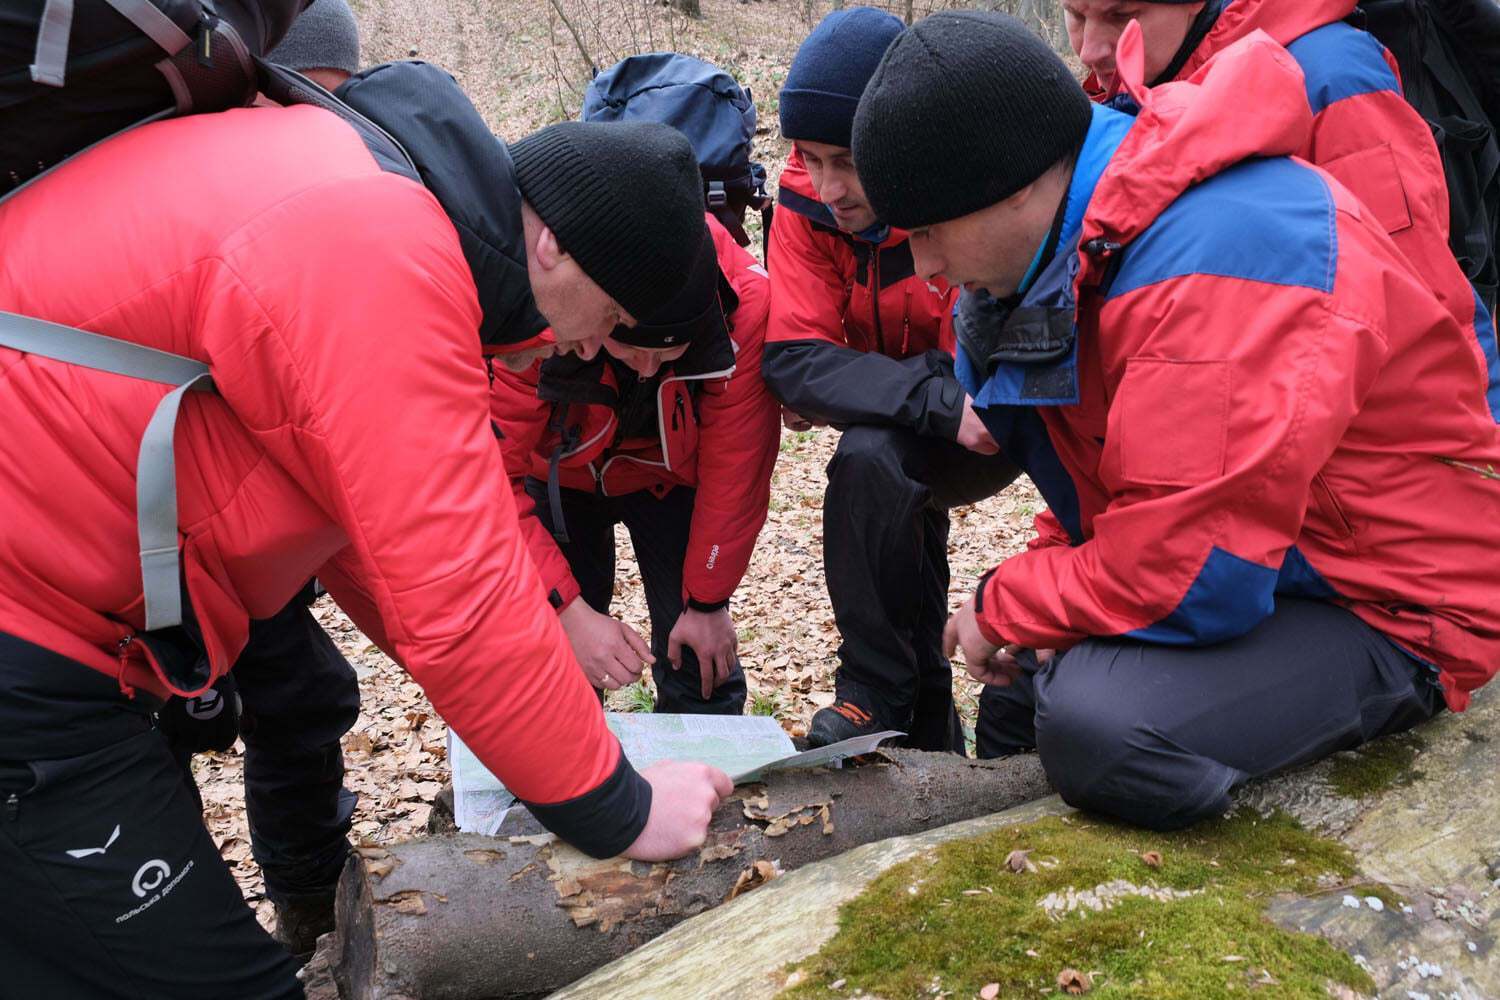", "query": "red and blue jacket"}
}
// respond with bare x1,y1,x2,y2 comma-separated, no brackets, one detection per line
762,149,965,437
1087,0,1497,418
959,29,1500,711
491,217,780,612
